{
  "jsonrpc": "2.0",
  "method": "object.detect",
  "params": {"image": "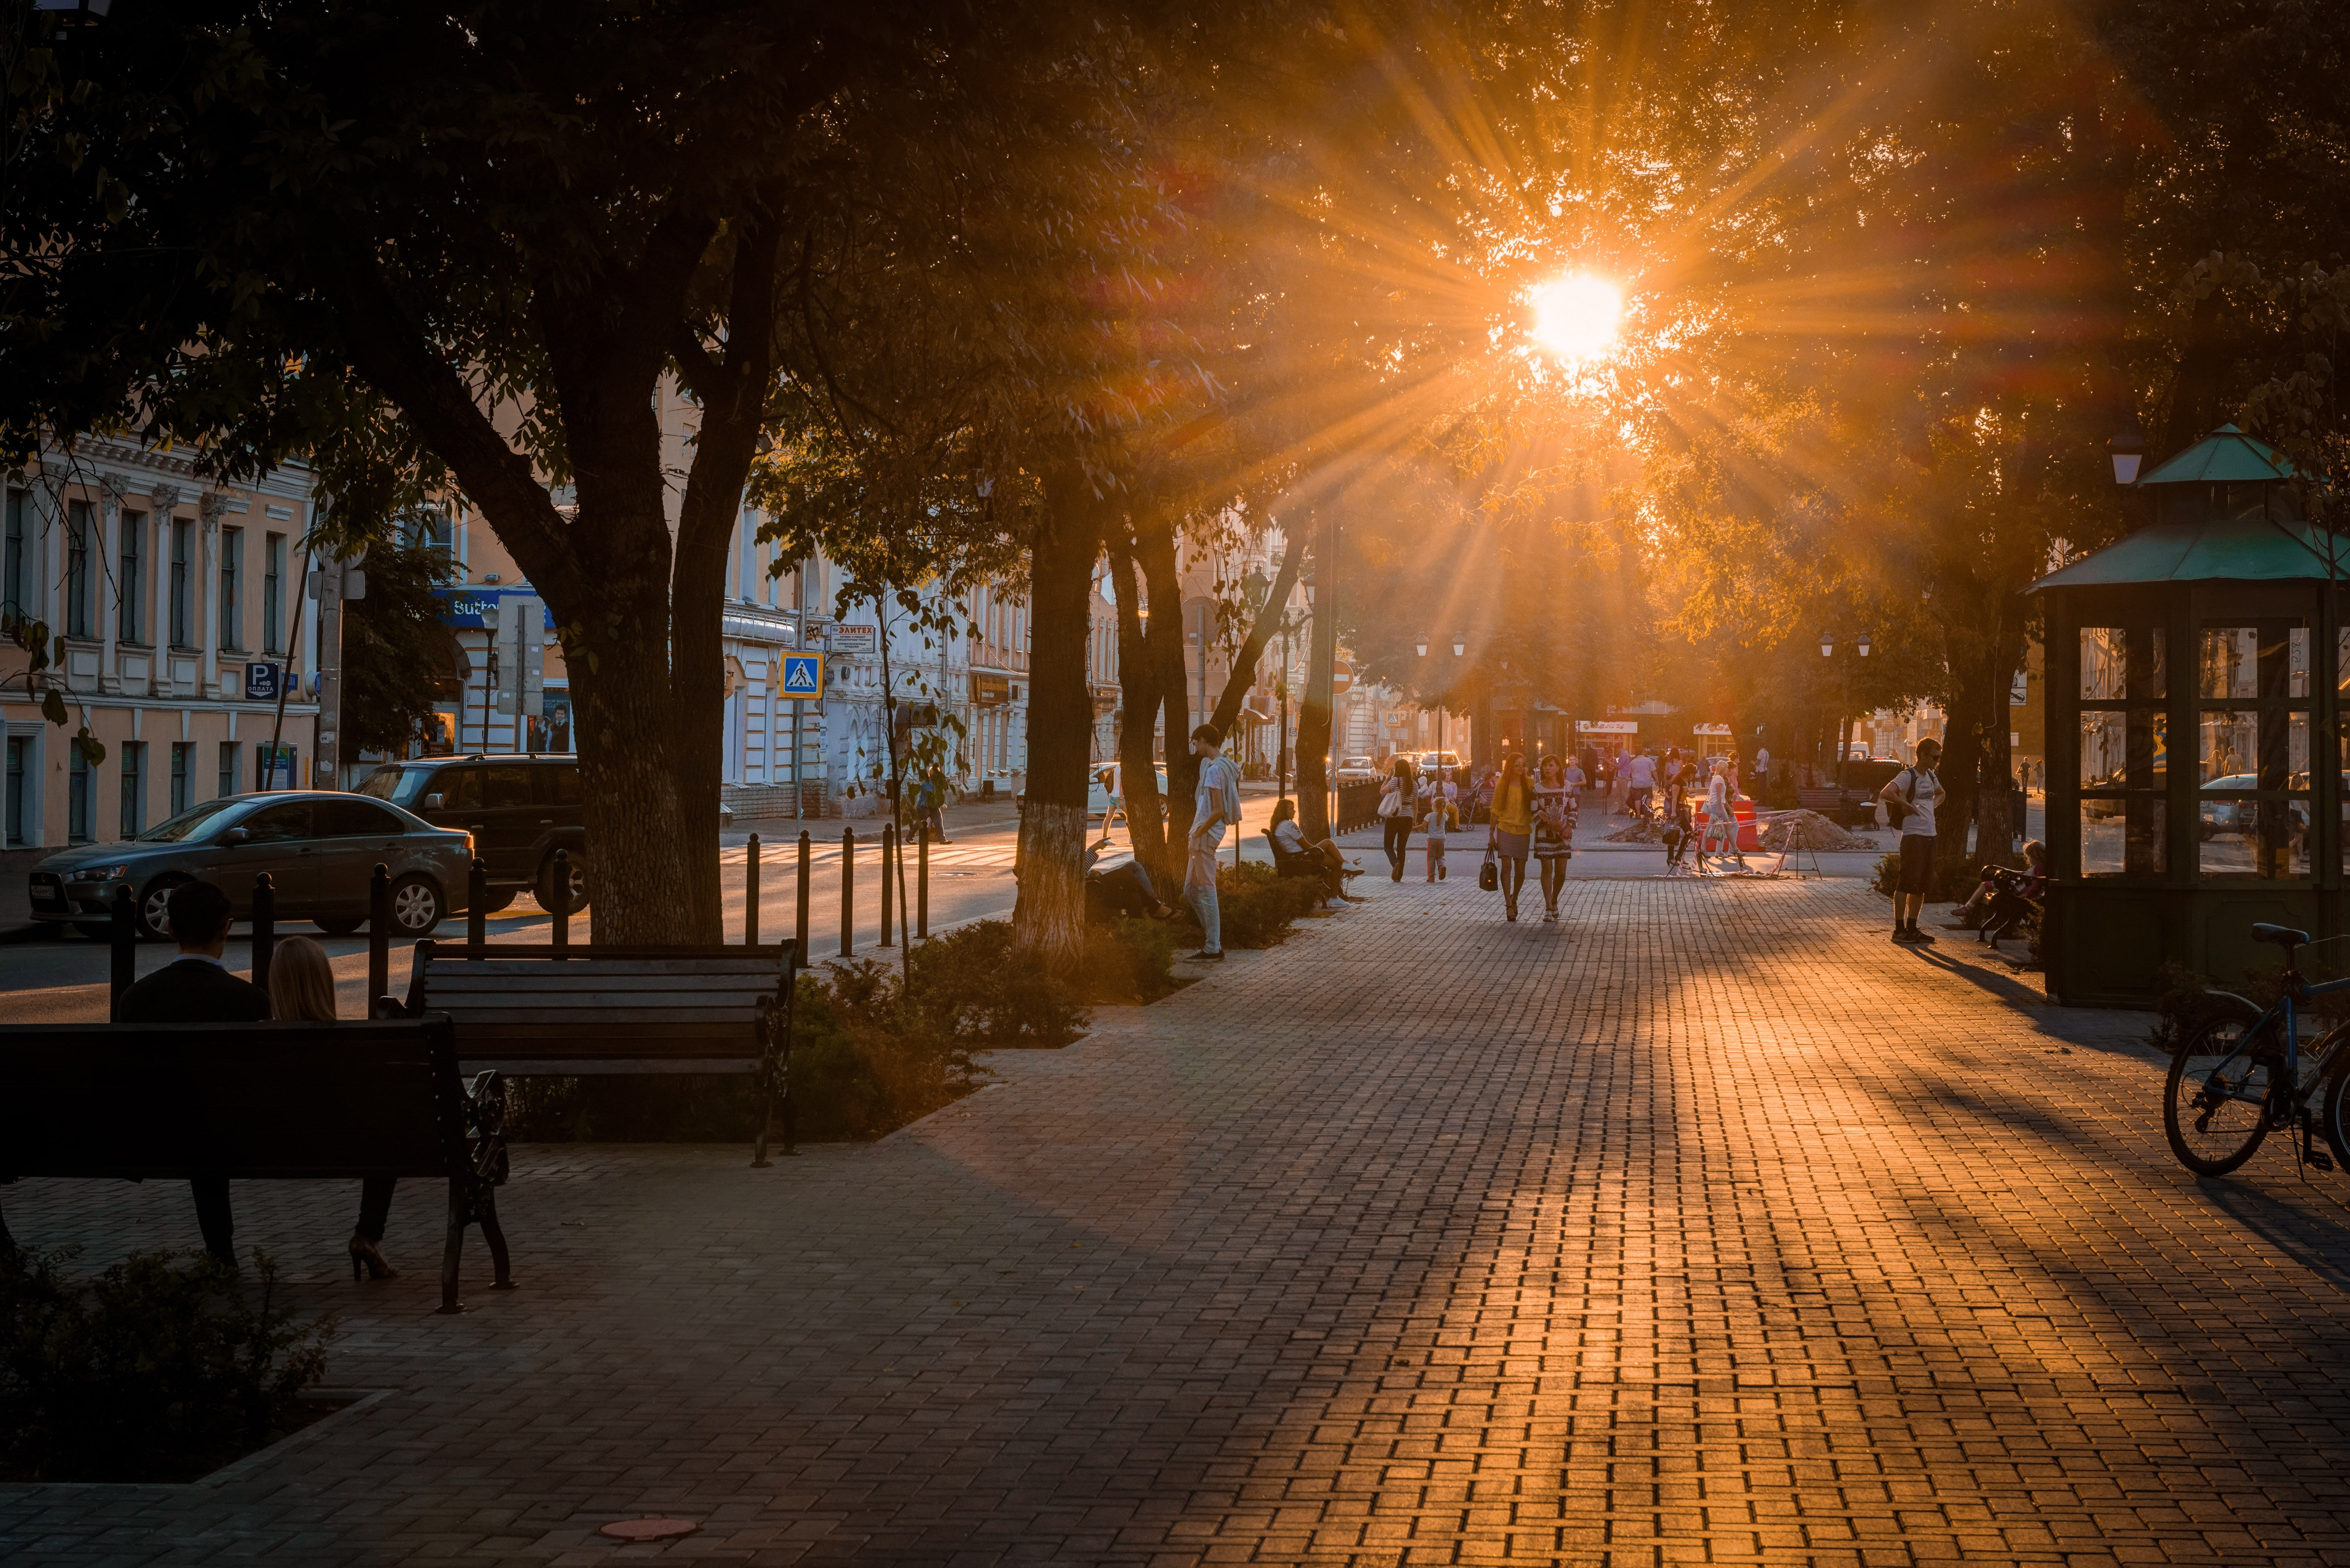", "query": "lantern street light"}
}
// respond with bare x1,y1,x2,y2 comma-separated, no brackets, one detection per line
1416,632,1466,772
1821,629,1873,788
2110,425,2146,487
